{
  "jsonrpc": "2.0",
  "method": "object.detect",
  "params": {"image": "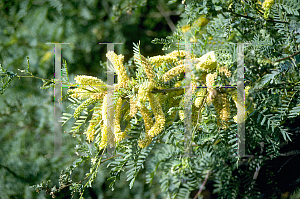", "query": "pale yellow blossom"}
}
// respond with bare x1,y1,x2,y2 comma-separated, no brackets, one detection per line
141,55,156,82
195,88,207,108
167,50,187,58
219,66,231,78
114,97,125,143
129,98,138,117
149,55,178,67
138,134,153,148
84,106,102,143
182,24,191,33
69,75,107,100
106,51,130,87
99,123,107,149
138,104,153,132
262,0,274,10
138,81,155,105
146,93,165,138
99,94,108,149
195,51,217,71
74,98,96,119
162,64,185,82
